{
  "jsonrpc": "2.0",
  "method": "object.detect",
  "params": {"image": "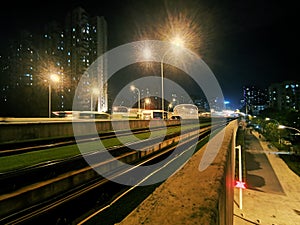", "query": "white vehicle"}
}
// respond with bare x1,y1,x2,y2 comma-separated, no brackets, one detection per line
142,110,168,120
112,106,140,119
52,111,110,119
172,104,199,119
